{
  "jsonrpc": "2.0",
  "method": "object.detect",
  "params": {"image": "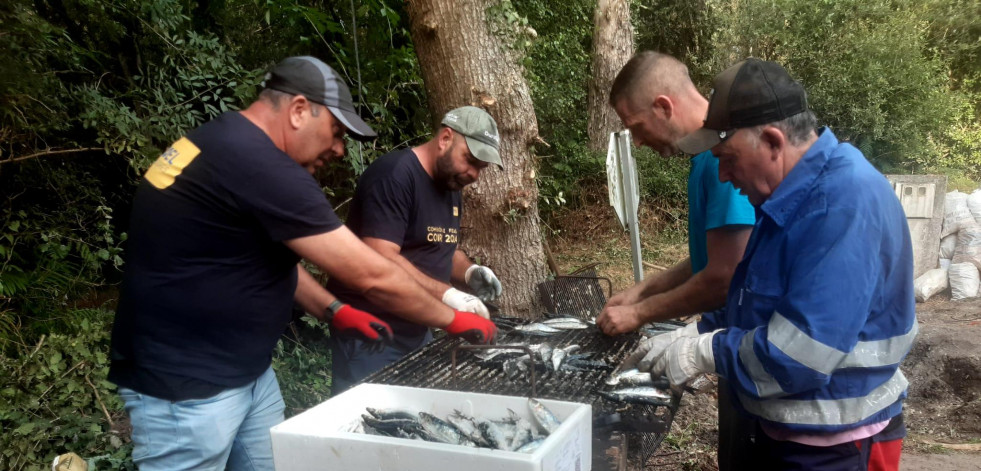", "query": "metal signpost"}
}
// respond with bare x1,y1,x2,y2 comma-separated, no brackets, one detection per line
606,130,644,282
